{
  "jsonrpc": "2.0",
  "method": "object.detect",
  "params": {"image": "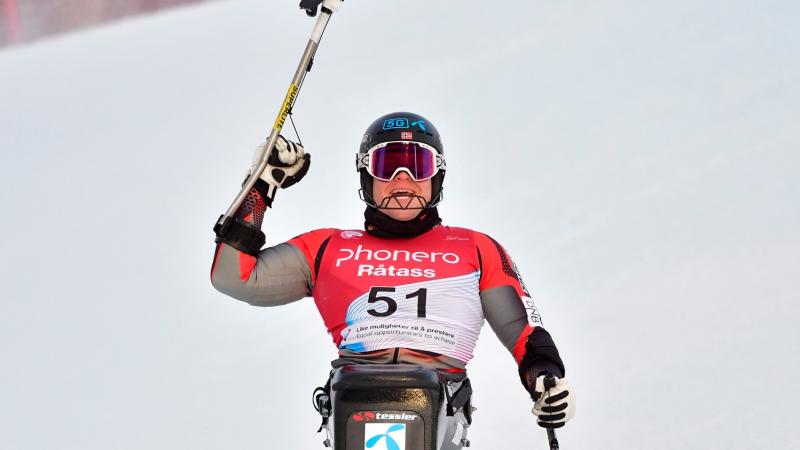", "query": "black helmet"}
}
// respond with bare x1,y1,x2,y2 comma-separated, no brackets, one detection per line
356,112,446,208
